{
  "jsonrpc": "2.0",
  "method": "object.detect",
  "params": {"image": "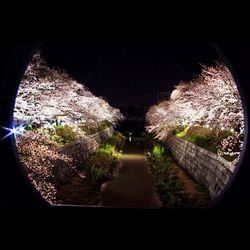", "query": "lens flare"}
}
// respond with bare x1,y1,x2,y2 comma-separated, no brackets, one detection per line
0,124,26,141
